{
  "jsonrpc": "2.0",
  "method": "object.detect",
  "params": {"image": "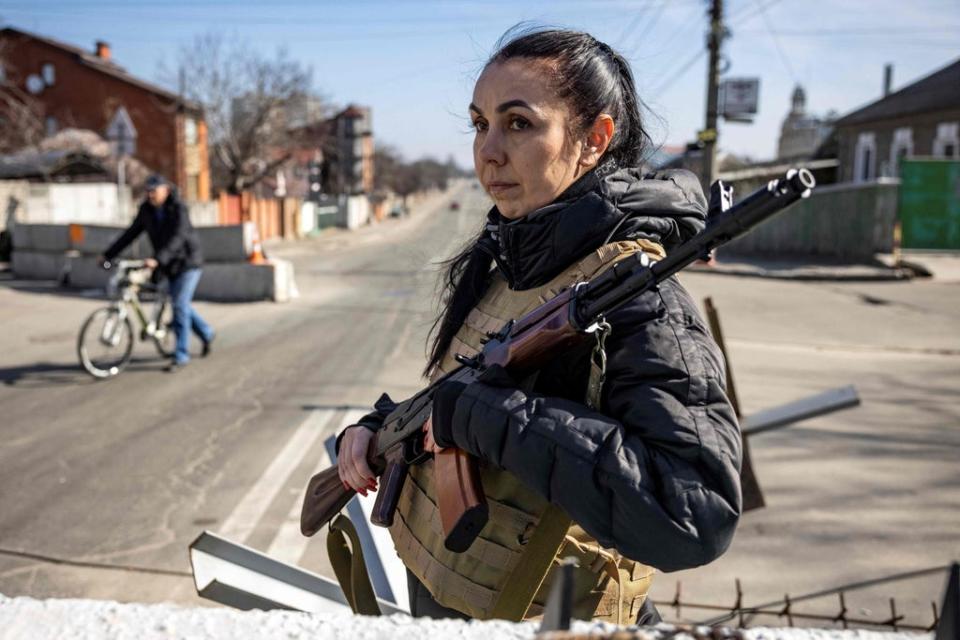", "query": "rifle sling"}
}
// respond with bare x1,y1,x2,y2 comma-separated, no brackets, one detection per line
488,503,571,621
326,514,381,616
488,338,609,621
